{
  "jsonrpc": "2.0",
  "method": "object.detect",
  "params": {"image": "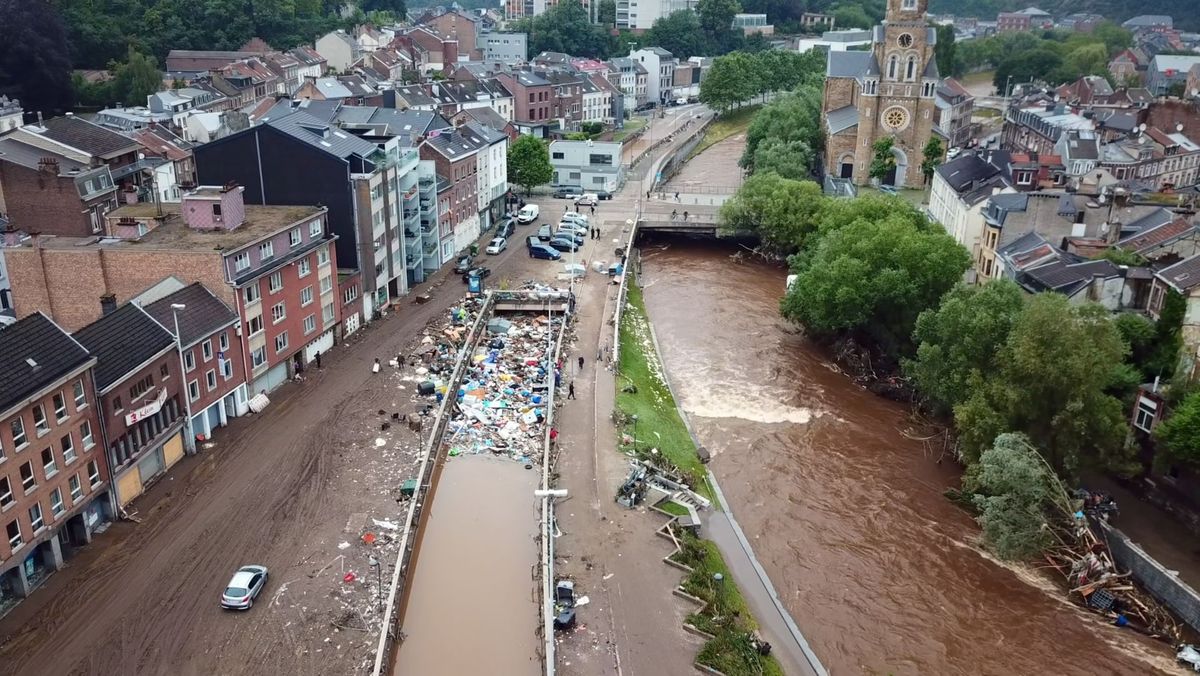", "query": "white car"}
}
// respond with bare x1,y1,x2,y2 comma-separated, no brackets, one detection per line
558,221,588,236
947,147,962,160
561,212,589,226
221,565,268,610
486,237,507,255
517,204,539,223
574,193,599,207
